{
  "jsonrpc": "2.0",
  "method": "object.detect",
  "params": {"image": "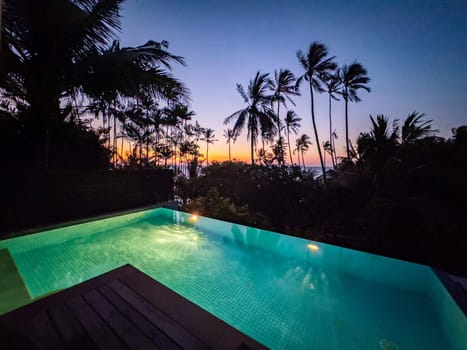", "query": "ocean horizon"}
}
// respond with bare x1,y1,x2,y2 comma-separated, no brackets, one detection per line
172,163,331,178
